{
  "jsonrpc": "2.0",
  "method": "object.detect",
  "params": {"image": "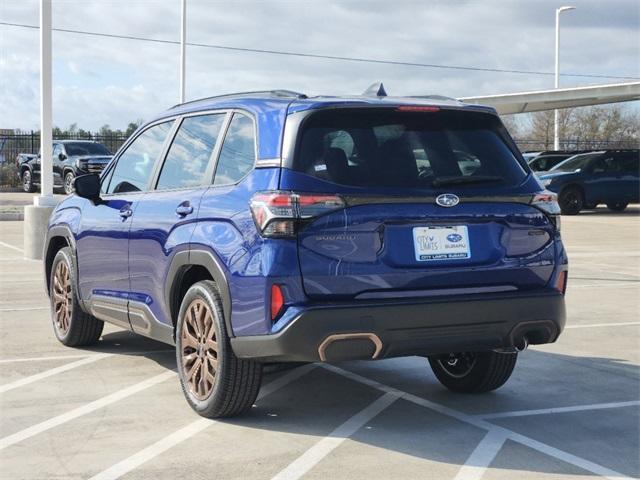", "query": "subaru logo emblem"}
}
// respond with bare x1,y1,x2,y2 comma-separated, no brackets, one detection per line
436,193,459,207
447,233,463,243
